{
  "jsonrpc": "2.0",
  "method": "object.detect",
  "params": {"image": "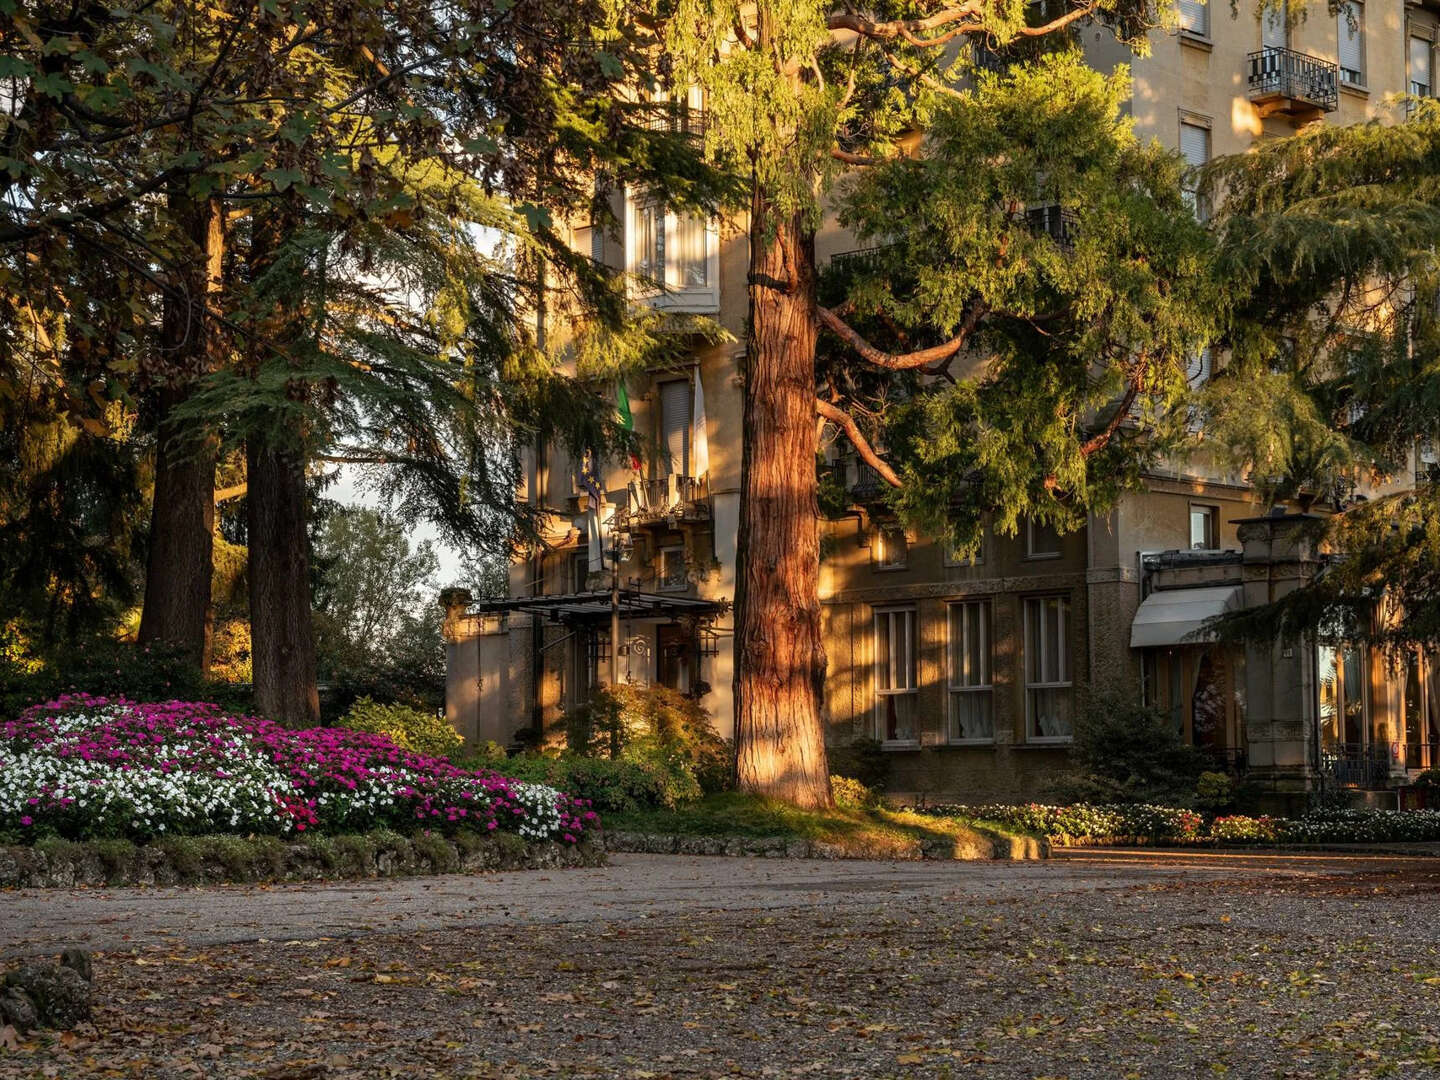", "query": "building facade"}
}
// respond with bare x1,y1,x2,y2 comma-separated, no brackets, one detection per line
444,0,1440,811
